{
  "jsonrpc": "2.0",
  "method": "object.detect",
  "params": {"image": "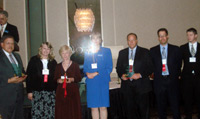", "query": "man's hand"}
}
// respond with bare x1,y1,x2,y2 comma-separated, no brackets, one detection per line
121,74,128,81
8,75,27,83
86,72,99,79
130,73,141,80
178,76,181,80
